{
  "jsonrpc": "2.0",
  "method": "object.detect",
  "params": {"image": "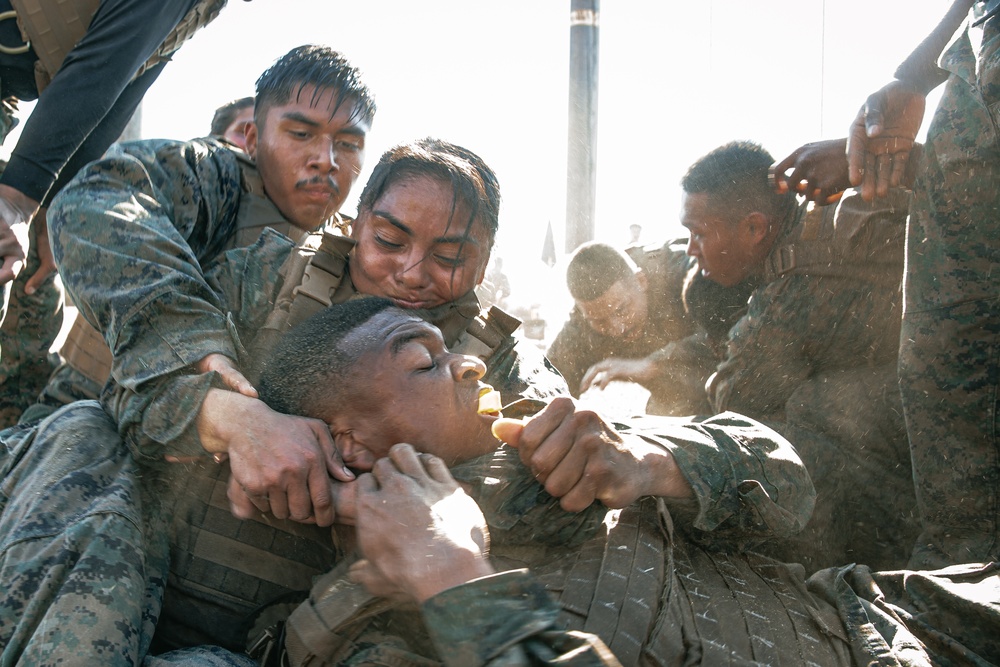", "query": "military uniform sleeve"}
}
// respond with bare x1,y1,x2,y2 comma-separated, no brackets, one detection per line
627,411,816,542
709,270,900,419
423,570,621,667
487,335,570,403
707,278,822,417
49,139,244,461
0,0,201,203
545,311,597,397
